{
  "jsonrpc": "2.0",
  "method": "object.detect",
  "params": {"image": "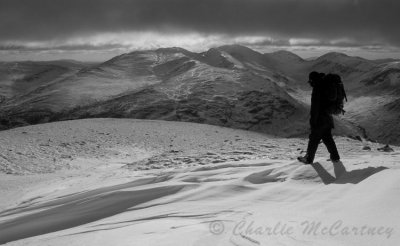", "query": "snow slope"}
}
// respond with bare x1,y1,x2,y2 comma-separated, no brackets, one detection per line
0,119,399,246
